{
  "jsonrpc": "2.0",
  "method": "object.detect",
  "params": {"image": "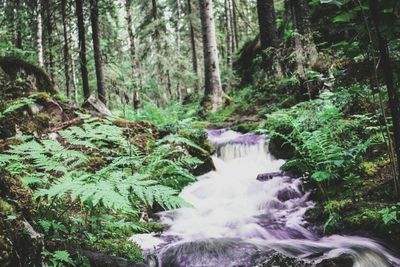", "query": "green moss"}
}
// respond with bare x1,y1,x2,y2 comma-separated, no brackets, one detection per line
324,199,353,214
138,221,165,233
346,208,381,227
361,161,379,176
92,239,143,263
280,95,297,108
231,122,260,133
36,112,50,122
